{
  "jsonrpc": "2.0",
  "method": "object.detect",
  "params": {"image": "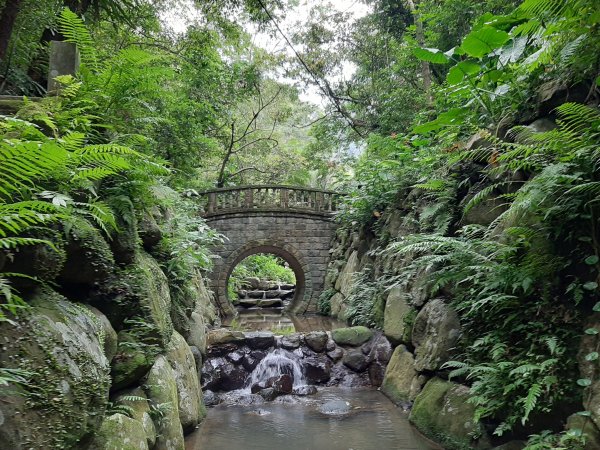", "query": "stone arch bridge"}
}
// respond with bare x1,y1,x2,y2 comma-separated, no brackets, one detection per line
198,185,341,315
